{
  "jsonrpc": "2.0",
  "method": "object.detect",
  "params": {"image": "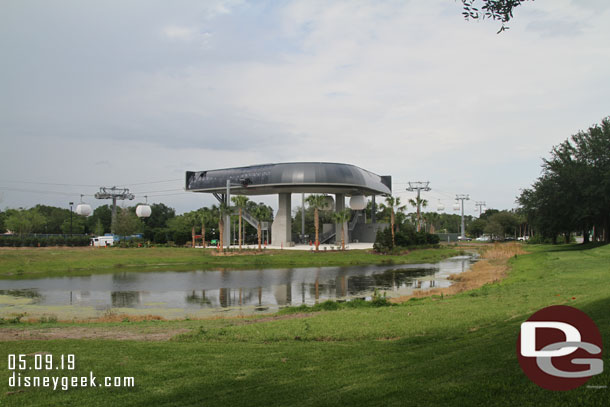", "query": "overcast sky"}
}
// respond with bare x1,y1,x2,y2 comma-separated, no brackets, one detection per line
1,0,609,217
